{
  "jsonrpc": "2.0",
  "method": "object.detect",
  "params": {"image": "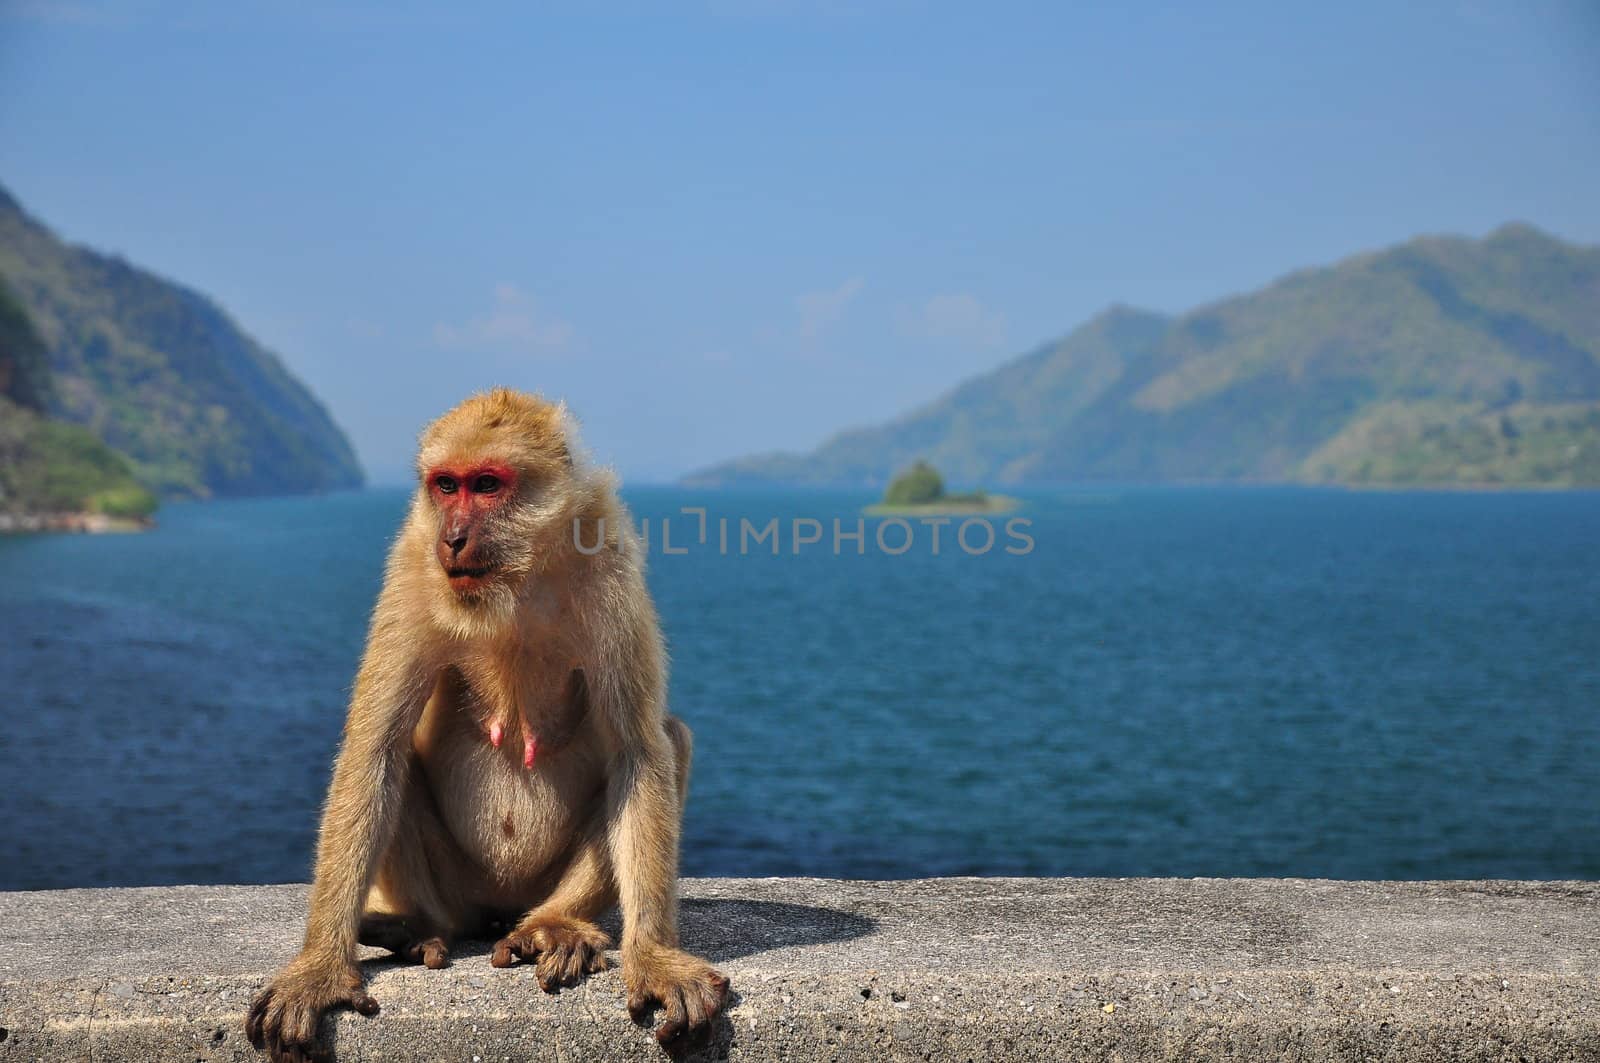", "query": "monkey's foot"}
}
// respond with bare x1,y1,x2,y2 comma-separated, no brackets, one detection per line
490,915,610,991
246,954,378,1063
624,945,731,1049
358,912,451,969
